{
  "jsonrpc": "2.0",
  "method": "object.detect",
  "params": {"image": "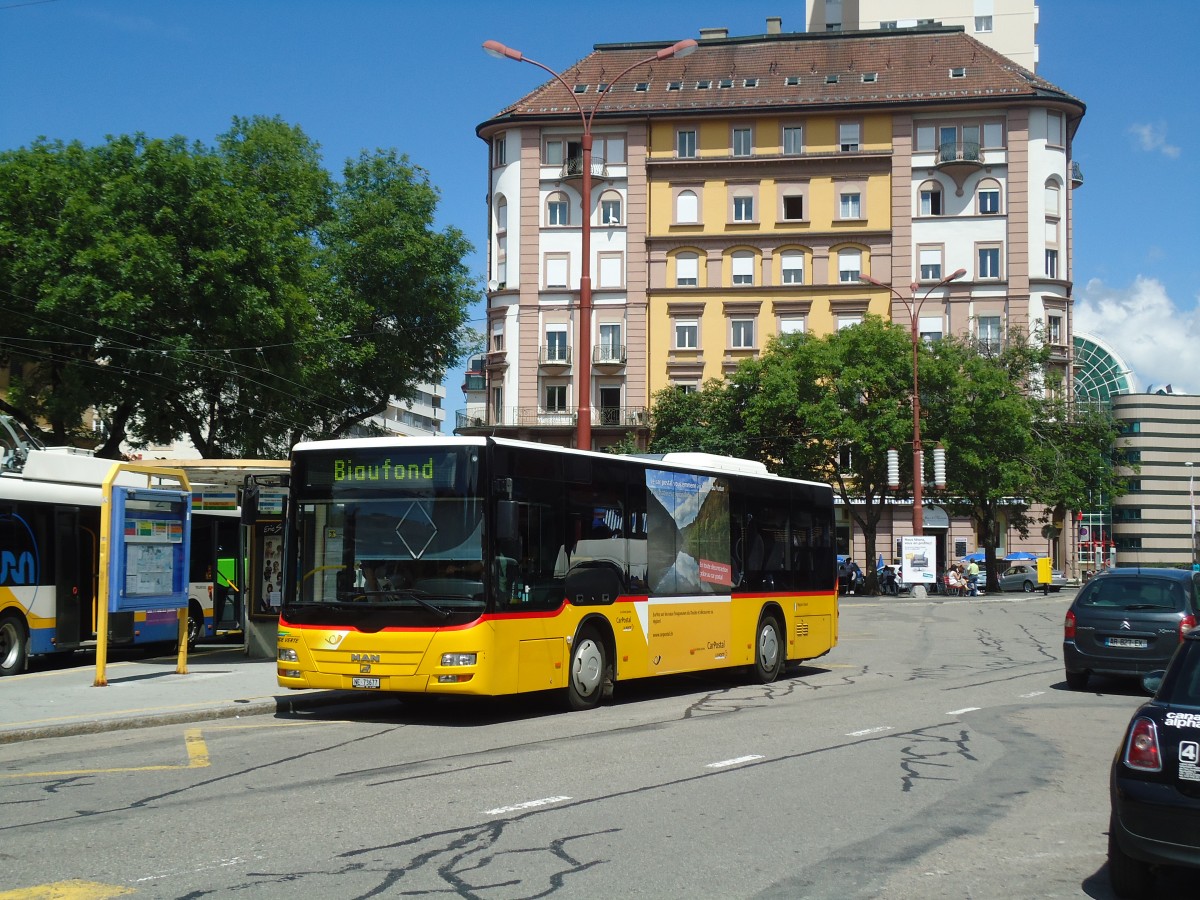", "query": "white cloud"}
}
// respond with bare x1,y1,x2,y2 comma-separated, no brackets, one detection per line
1075,276,1199,394
1128,122,1181,158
